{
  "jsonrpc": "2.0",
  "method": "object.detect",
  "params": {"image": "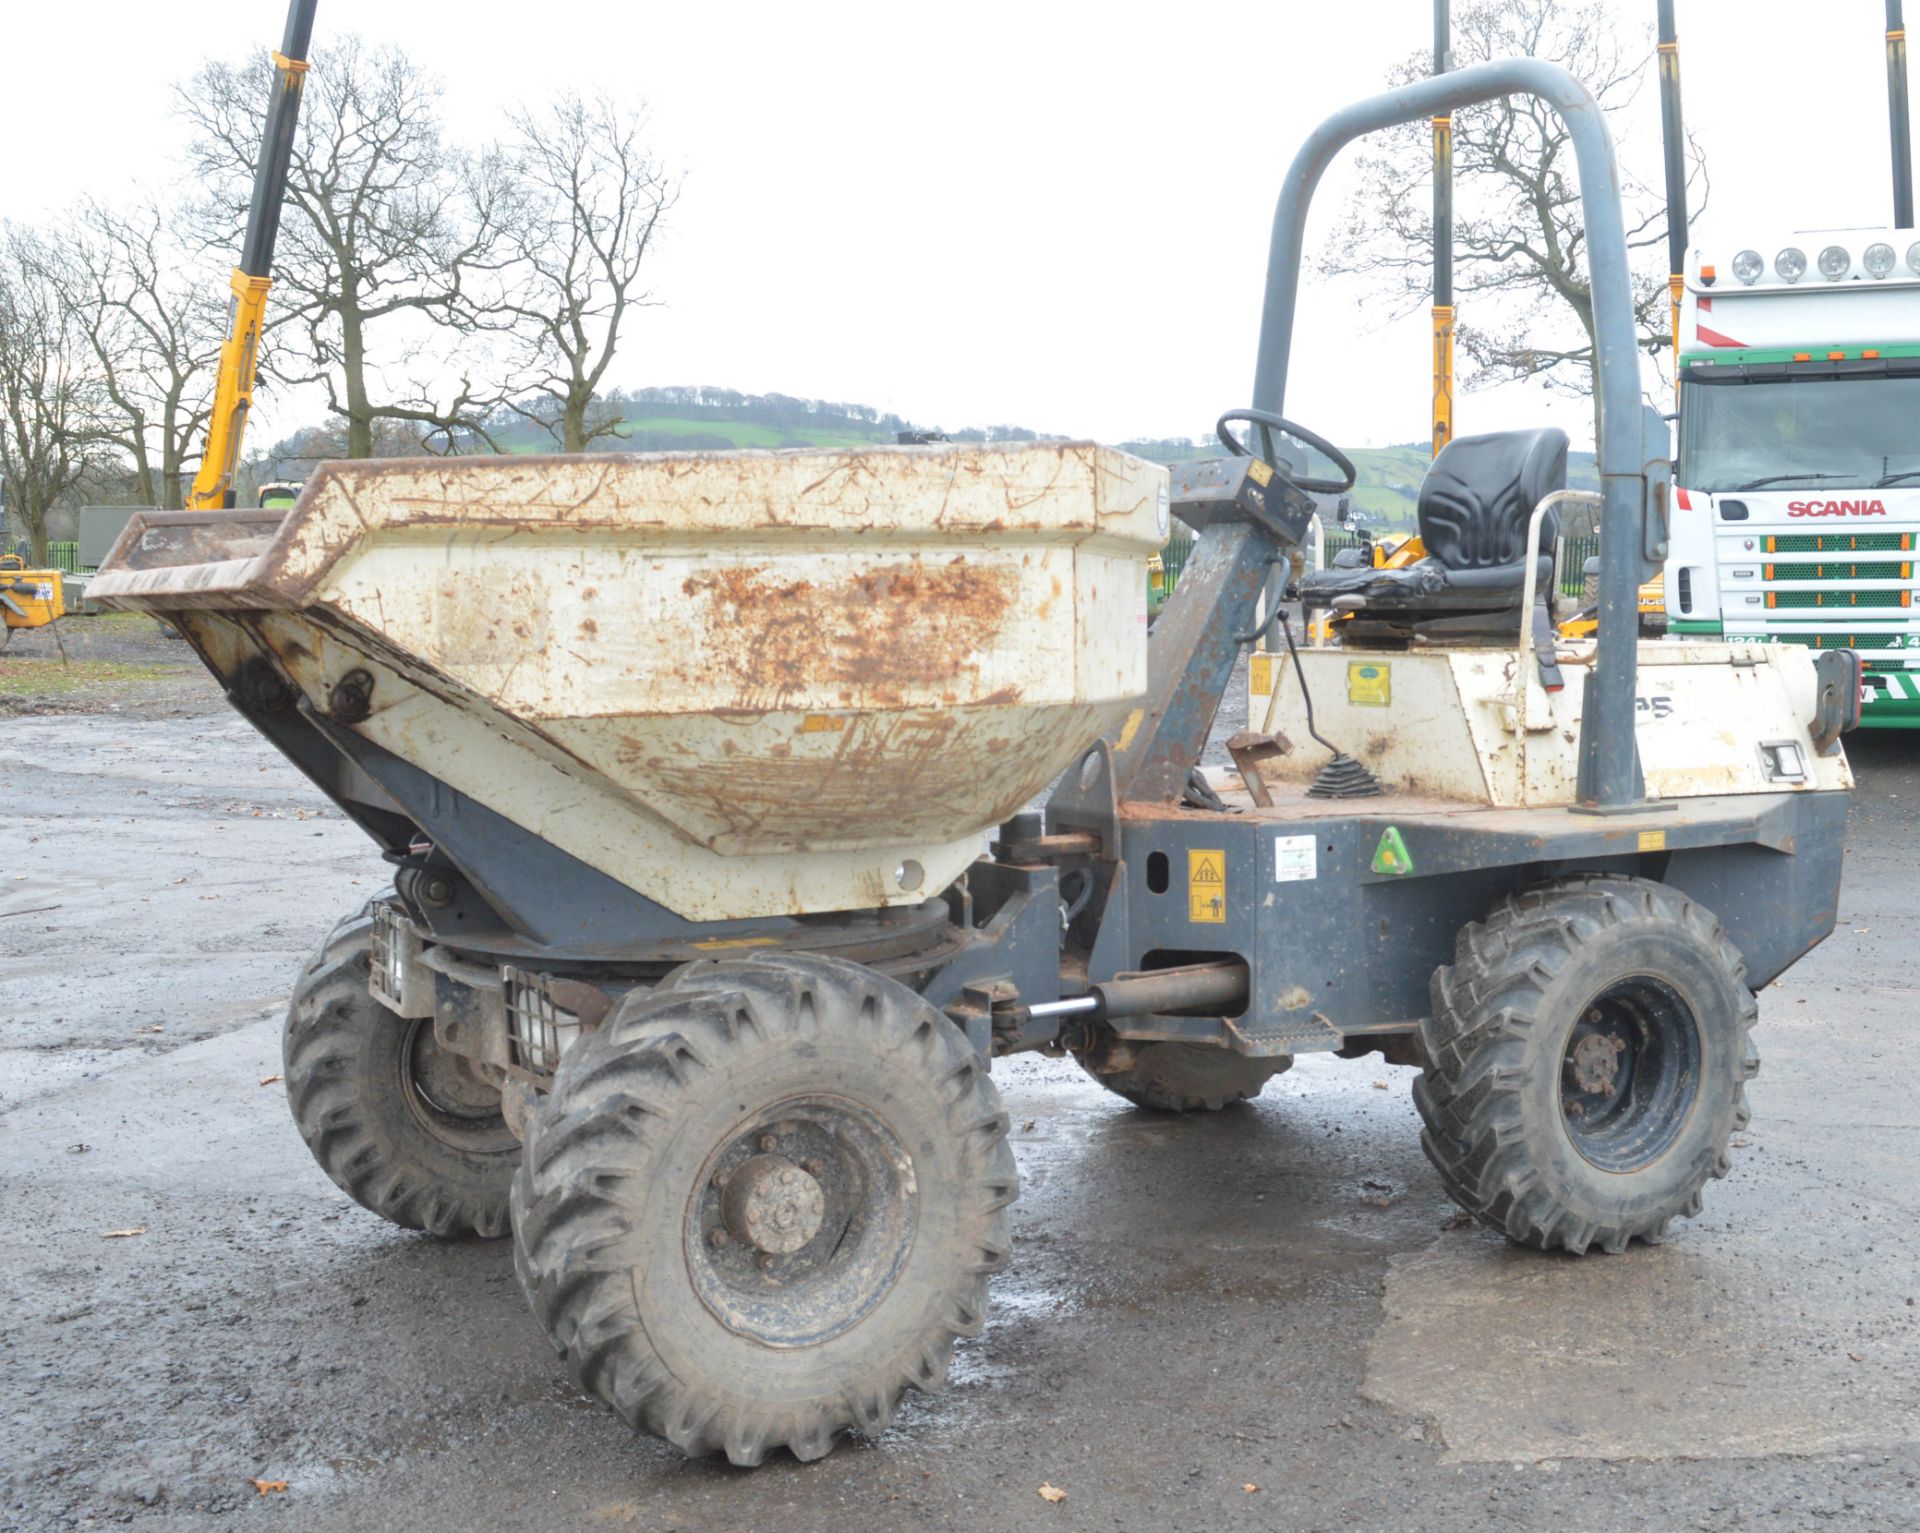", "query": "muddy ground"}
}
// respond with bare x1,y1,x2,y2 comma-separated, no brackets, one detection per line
3,622,1918,1531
